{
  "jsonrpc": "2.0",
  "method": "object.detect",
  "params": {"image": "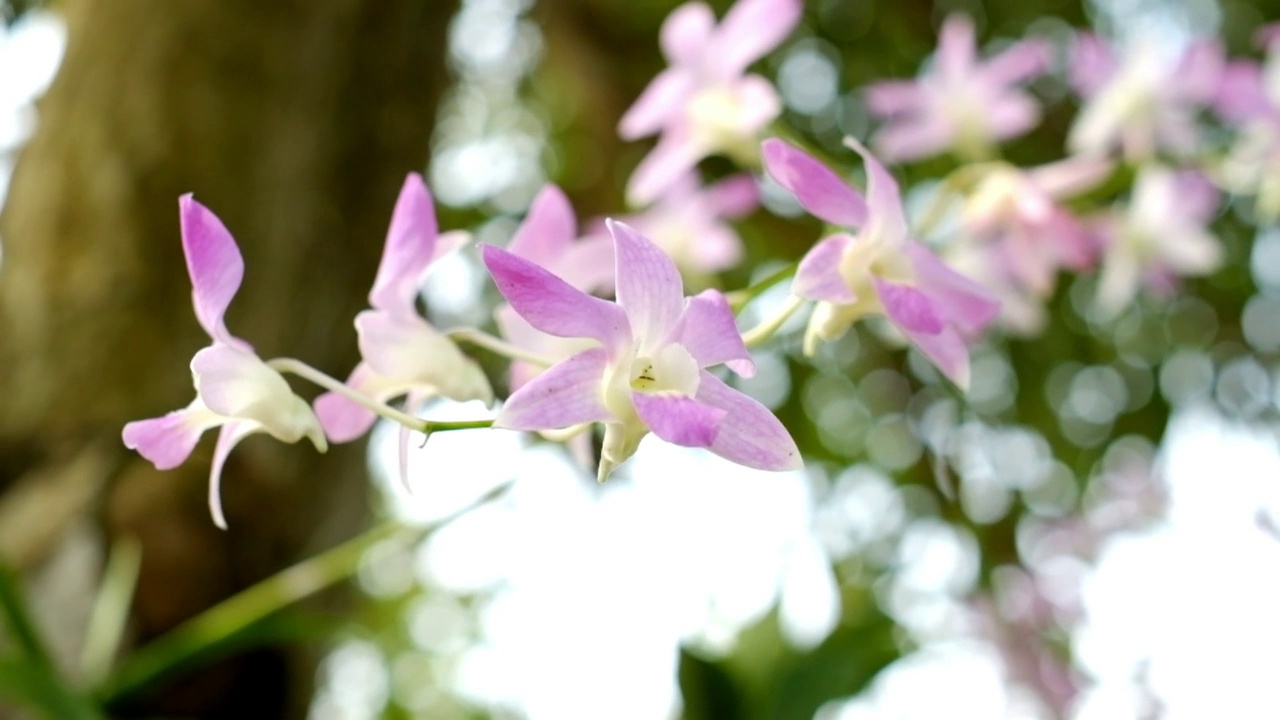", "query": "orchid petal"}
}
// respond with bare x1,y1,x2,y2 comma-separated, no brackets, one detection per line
482,244,631,356
871,115,954,163
875,279,946,334
619,69,696,141
631,391,725,447
208,421,257,530
313,363,382,443
191,345,324,447
1070,33,1116,97
704,174,760,218
356,310,492,403
369,173,440,311
980,38,1052,88
794,234,857,303
762,139,868,227
122,404,220,471
695,371,802,470
730,75,786,133
900,323,972,390
609,220,685,351
508,185,577,265
846,137,908,243
626,126,709,206
903,242,1000,334
1172,40,1224,104
558,234,617,294
180,194,246,348
865,80,926,117
985,93,1041,141
660,2,715,67
1028,156,1114,198
668,290,755,376
935,15,976,78
713,0,802,77
495,348,614,430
